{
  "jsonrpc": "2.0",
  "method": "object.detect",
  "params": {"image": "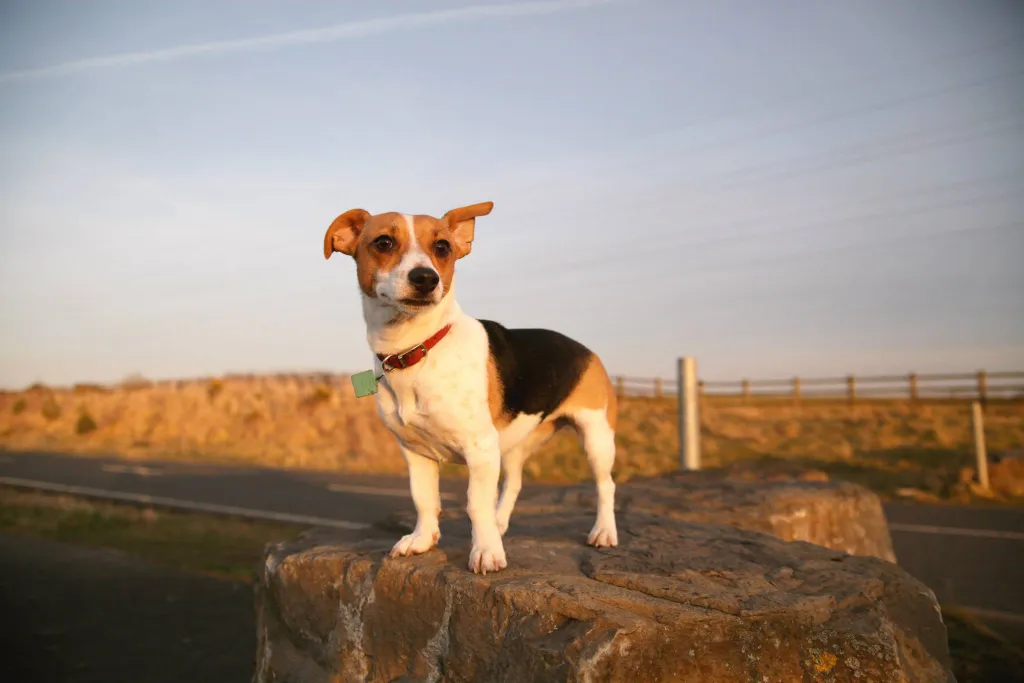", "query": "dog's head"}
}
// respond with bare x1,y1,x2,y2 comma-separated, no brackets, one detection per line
324,202,493,313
